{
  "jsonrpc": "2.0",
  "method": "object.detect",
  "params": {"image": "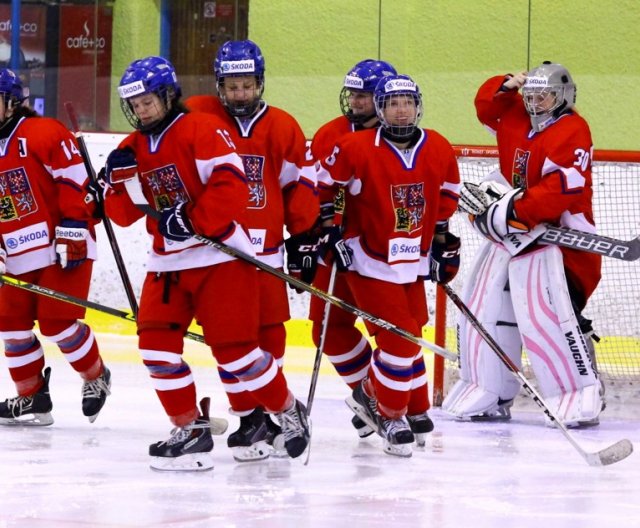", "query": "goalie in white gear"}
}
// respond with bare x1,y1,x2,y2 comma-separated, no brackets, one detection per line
443,62,604,428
